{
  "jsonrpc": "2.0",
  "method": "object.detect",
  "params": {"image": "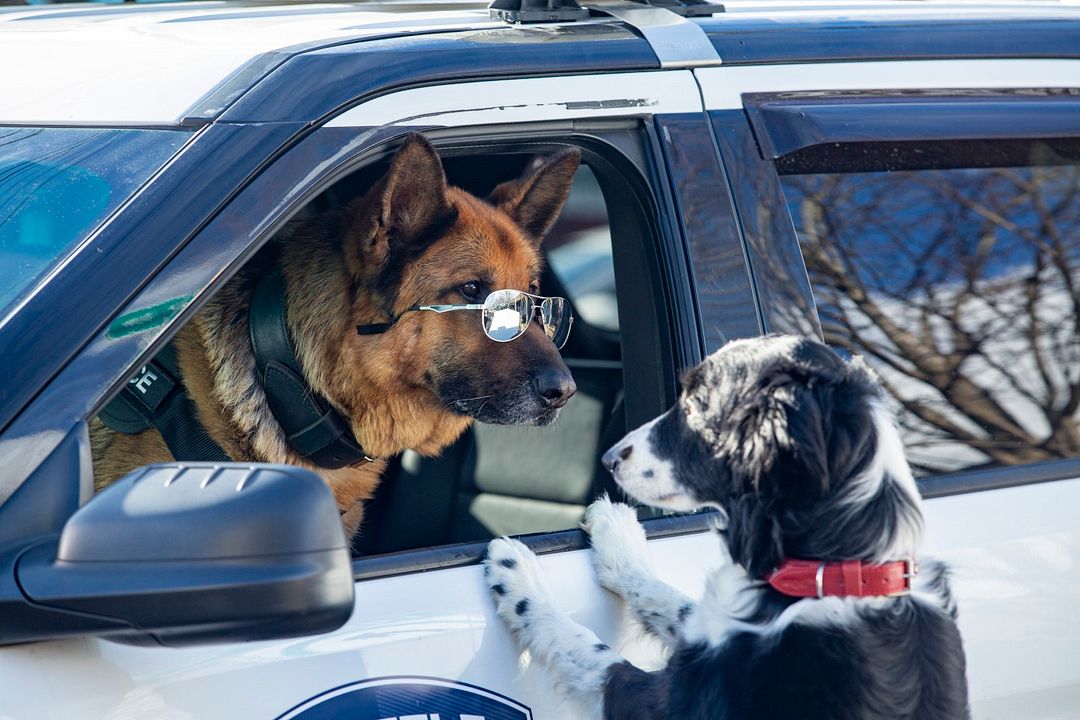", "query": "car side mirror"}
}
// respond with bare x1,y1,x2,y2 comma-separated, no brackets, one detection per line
0,463,353,647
